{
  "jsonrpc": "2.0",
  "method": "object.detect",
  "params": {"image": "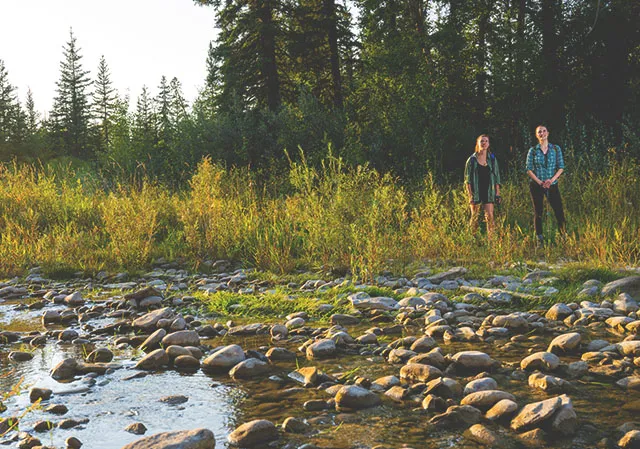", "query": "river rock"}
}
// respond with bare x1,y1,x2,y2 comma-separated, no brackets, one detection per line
125,422,148,435
282,417,310,434
461,390,516,410
135,349,169,370
399,363,443,383
618,341,640,357
617,377,640,391
486,399,519,421
371,375,400,392
408,348,446,369
547,332,581,354
410,336,438,352
601,276,640,299
545,303,574,321
425,377,462,398
265,347,296,362
229,358,270,380
619,430,640,448
228,419,278,447
133,308,176,331
121,428,215,449
350,295,399,311
550,395,577,436
85,348,114,363
464,377,498,395
162,330,200,347
51,358,79,380
42,310,62,325
228,323,269,335
520,352,560,371
510,396,562,432
428,267,467,283
493,313,528,329
270,325,288,338
64,292,85,306
430,405,482,428
451,351,495,370
335,385,381,410
29,387,52,403
330,314,360,325
306,339,336,359
388,348,417,364
464,423,508,448
614,294,639,314
286,317,305,329
528,373,572,393
9,351,34,362
203,345,245,371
